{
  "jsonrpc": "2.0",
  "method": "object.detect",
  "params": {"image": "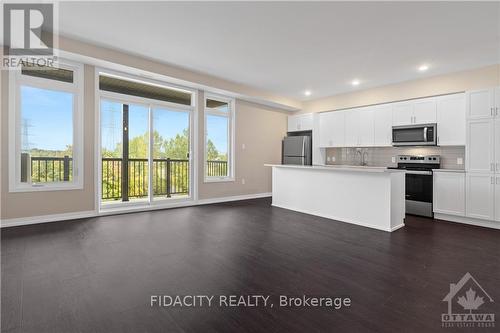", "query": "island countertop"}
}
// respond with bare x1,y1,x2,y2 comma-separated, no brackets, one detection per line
265,164,406,173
